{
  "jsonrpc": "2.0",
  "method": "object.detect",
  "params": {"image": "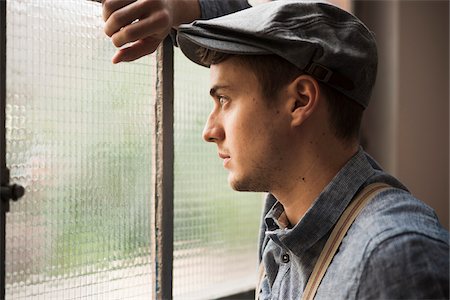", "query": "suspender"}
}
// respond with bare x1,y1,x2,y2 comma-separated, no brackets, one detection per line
255,262,266,300
255,183,392,300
